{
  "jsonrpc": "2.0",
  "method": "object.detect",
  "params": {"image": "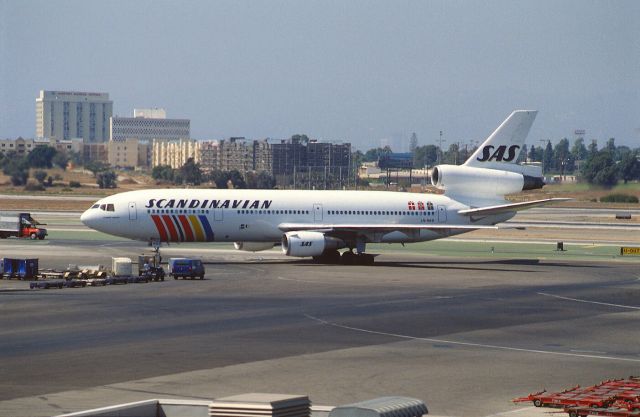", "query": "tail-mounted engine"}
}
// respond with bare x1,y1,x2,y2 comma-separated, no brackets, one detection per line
431,165,543,197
